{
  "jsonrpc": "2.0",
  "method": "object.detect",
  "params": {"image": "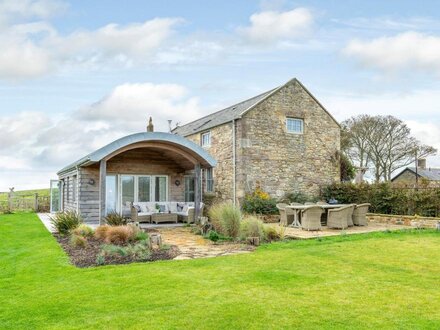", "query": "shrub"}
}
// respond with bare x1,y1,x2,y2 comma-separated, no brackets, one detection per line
96,254,105,266
281,191,317,204
104,211,127,226
104,226,132,244
135,230,149,242
202,192,219,216
50,211,82,236
208,202,242,238
242,189,278,215
72,224,94,238
207,230,220,242
263,225,280,241
240,216,265,241
94,225,110,240
70,234,88,248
